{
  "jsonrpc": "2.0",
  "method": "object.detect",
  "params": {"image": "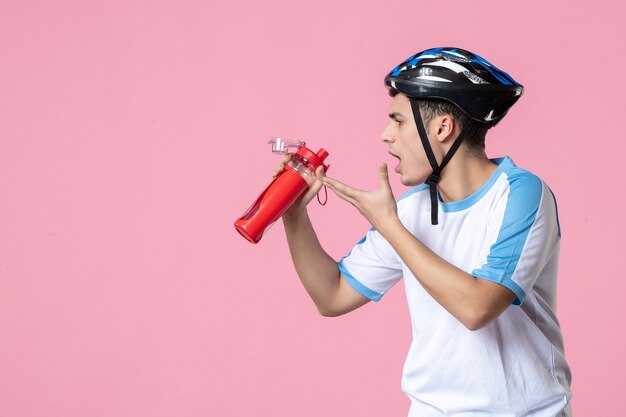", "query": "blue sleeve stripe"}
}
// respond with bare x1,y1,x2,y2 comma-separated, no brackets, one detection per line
338,259,383,302
471,269,526,305
472,172,543,304
548,187,562,238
